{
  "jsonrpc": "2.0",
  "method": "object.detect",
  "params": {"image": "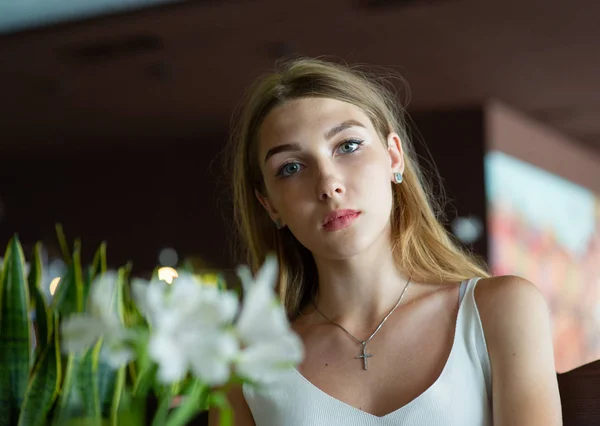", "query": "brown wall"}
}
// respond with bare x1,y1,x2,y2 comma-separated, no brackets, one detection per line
1,108,491,274
410,107,488,261
486,100,600,194
0,134,235,274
